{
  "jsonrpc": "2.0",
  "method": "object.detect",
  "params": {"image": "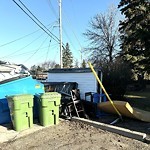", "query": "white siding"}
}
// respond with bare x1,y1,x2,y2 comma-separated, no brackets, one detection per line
48,72,97,99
